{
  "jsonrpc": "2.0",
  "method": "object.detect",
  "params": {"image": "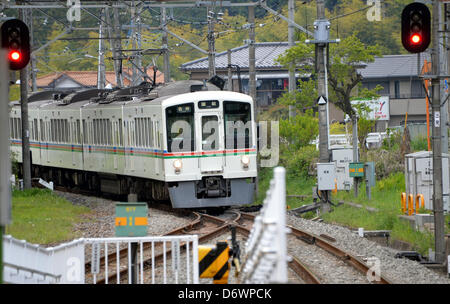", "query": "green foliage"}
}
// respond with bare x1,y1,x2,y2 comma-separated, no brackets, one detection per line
411,136,428,152
282,145,319,178
6,189,91,244
329,122,346,134
277,78,317,112
9,85,20,101
382,128,403,151
279,110,318,150
364,148,404,180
